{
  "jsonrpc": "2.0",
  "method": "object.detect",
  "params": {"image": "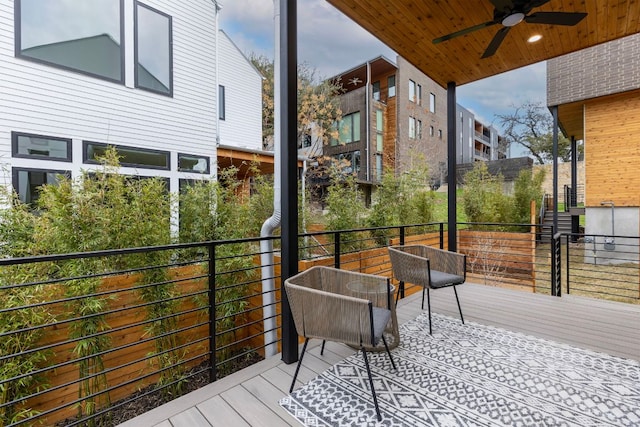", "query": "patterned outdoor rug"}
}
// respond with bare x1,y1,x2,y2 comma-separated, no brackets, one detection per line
279,312,640,426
